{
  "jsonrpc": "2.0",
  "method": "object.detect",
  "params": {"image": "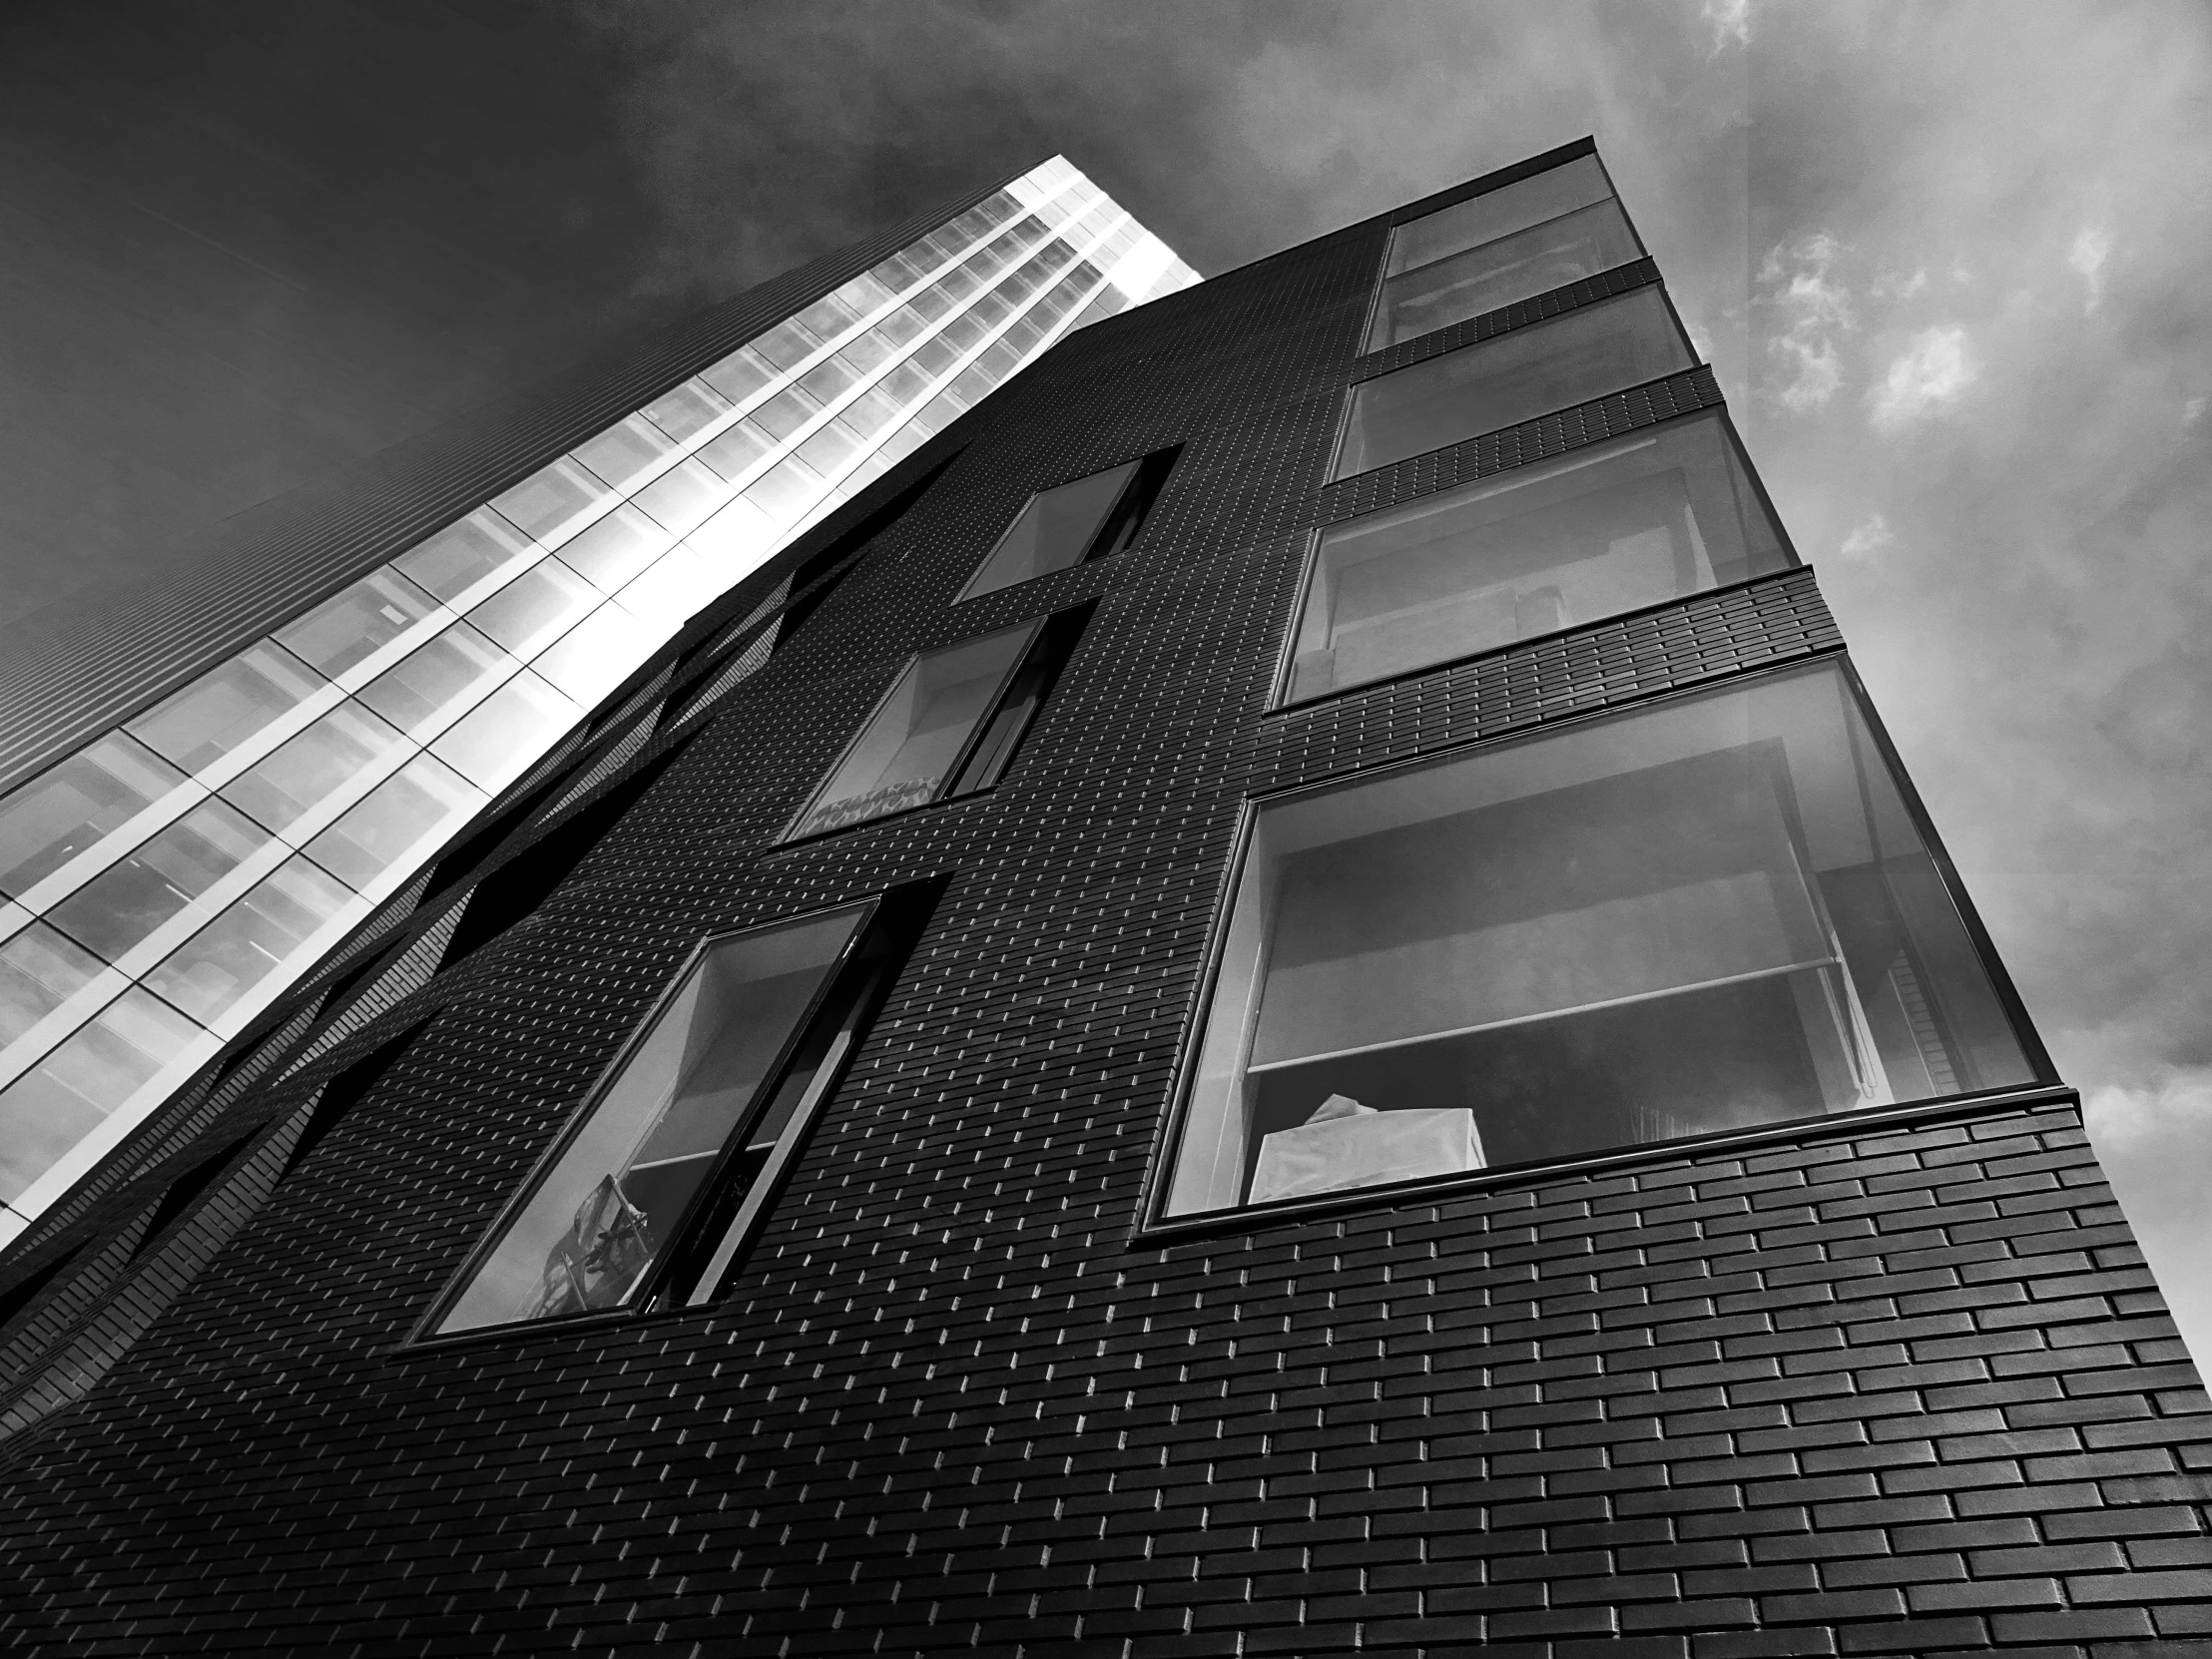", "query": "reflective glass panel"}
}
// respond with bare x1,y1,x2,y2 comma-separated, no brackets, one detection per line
489,458,610,548
428,671,577,795
304,754,485,891
432,906,863,1334
1371,199,1642,351
531,605,658,707
1289,413,1791,701
0,987,203,1204
553,503,674,594
0,921,106,1045
632,458,727,537
697,420,775,483
143,856,355,1027
126,643,326,776
220,703,408,834
46,798,271,961
464,558,601,659
1334,287,1694,479
356,623,515,742
957,462,1139,602
572,415,675,493
1385,155,1614,276
0,735,187,897
640,378,732,441
699,347,777,406
1166,663,2041,1217
275,568,441,679
392,509,536,605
